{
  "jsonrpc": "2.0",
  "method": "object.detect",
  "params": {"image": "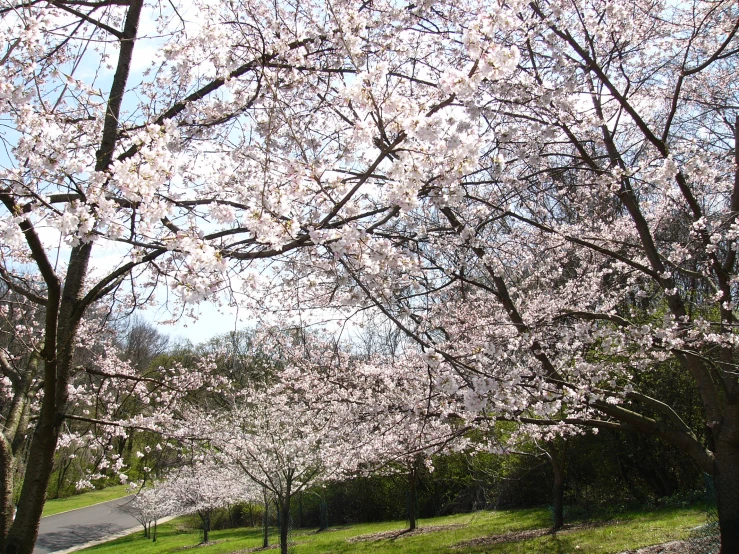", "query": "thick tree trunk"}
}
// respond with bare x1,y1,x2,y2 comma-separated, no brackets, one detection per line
1,2,143,551
715,428,739,553
0,437,14,552
4,407,61,554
